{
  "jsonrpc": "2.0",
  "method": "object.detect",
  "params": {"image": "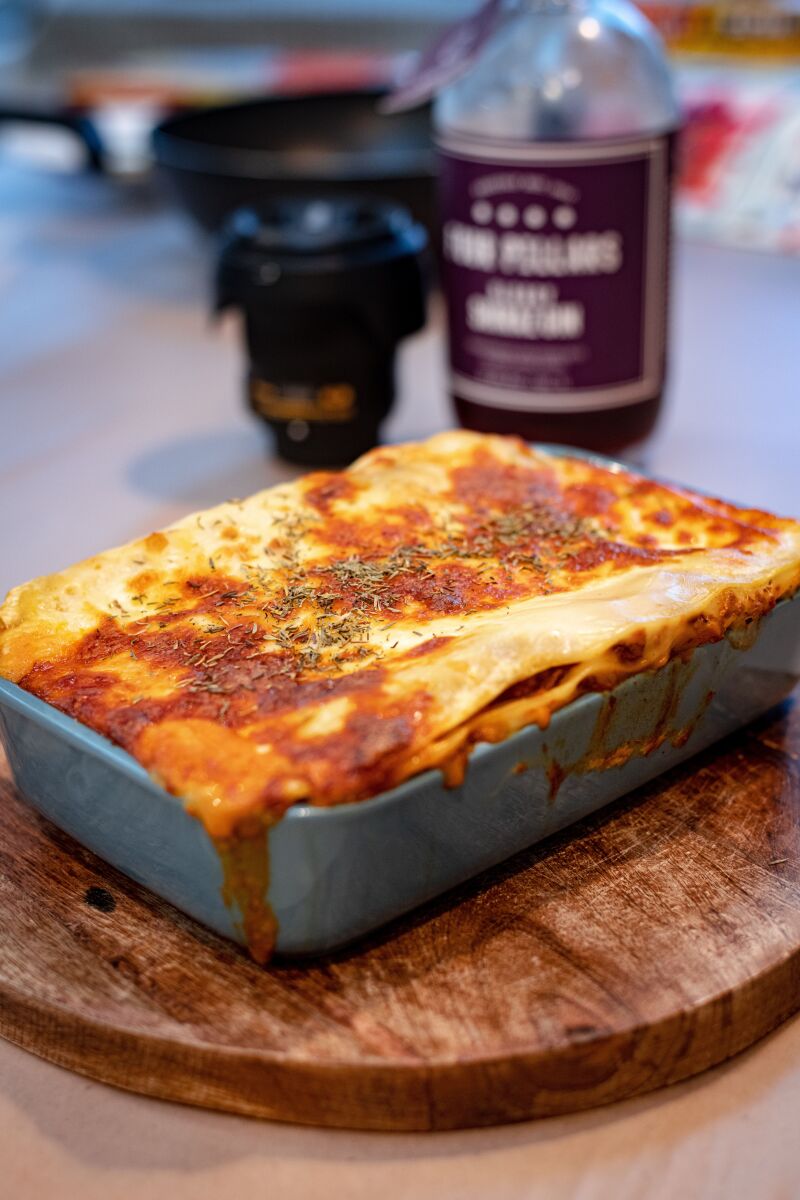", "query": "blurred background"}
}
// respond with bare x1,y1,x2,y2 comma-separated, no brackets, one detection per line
1,0,799,593
3,0,800,245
